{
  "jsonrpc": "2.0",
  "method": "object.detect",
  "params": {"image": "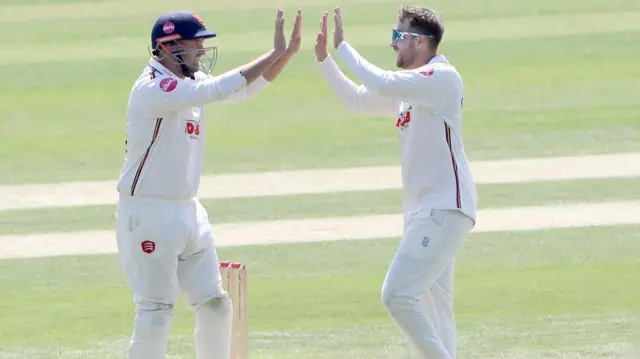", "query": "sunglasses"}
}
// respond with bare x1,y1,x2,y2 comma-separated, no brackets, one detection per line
391,29,432,42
